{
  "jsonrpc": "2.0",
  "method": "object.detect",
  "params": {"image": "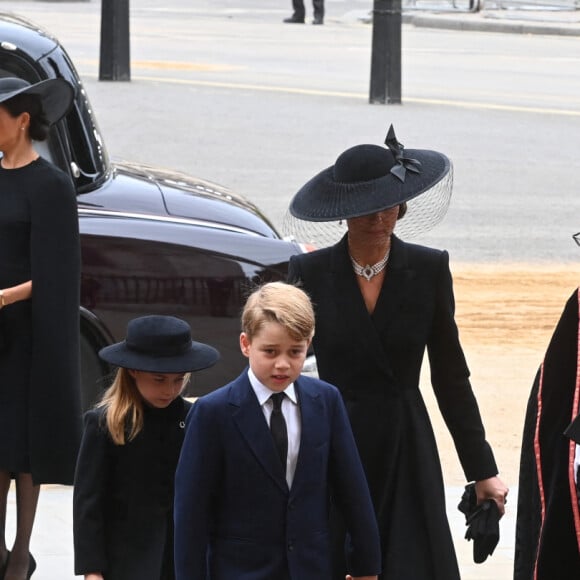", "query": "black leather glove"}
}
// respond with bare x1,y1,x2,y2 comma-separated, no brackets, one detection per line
458,482,500,563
